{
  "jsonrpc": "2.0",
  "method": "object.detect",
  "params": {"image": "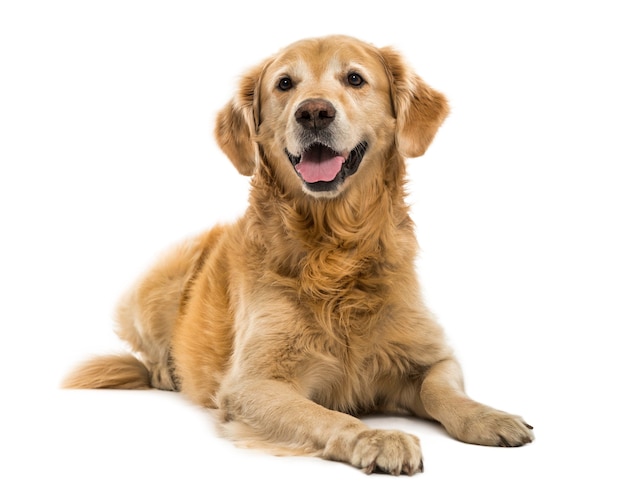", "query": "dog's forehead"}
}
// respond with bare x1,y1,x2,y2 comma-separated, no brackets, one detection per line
268,37,385,81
